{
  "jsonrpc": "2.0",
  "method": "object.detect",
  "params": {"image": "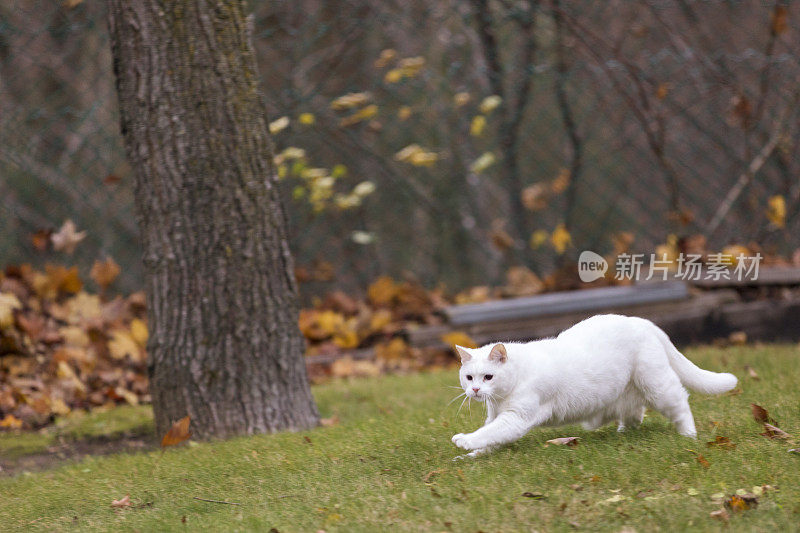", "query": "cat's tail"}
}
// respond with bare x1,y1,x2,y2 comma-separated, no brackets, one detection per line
655,327,738,395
